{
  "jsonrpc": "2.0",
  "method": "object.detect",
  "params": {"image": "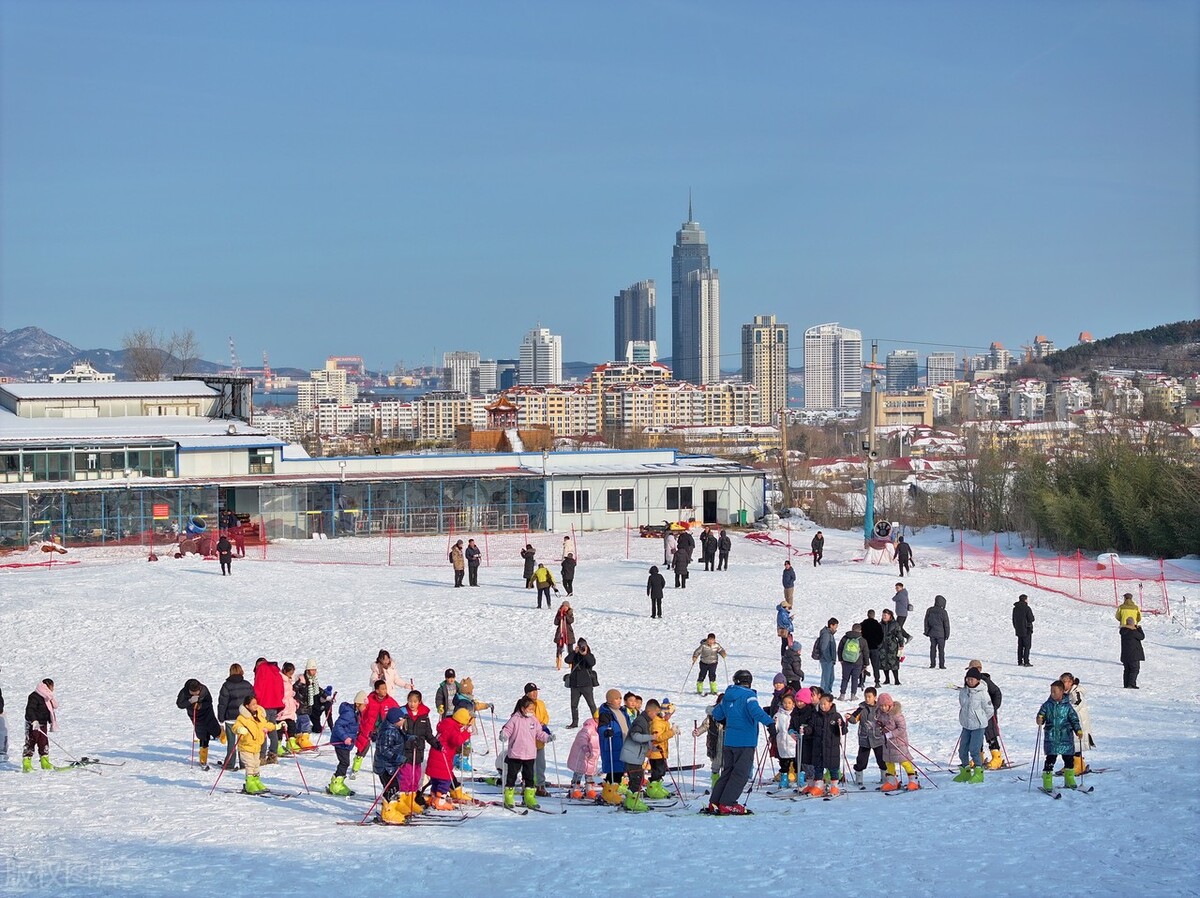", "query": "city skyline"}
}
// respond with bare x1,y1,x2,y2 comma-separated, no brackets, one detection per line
2,3,1196,370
